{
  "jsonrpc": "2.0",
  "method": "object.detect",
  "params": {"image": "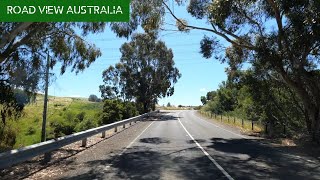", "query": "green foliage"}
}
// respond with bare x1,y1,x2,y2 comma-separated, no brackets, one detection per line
100,33,181,113
76,112,86,122
122,101,139,119
0,22,106,127
99,99,139,125
25,126,36,135
200,96,207,105
202,70,306,137
75,118,98,132
0,124,16,150
50,118,75,138
100,99,124,124
88,94,100,102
